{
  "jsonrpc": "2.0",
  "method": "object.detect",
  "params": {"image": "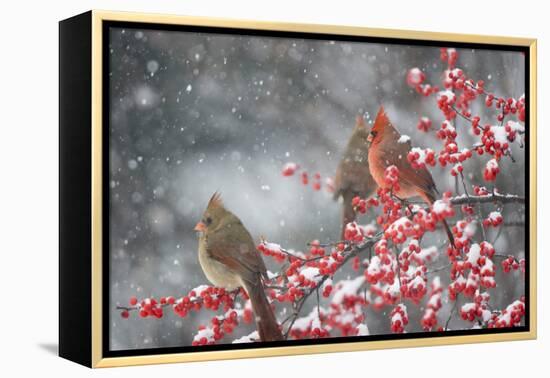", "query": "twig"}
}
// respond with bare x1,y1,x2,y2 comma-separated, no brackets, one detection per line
445,296,459,331
427,263,452,275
